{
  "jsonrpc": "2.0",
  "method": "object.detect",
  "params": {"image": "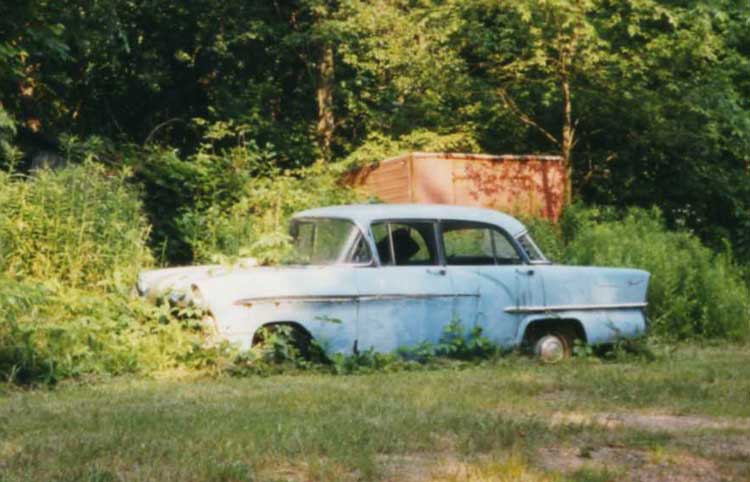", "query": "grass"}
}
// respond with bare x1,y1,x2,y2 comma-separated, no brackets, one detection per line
1,343,749,481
